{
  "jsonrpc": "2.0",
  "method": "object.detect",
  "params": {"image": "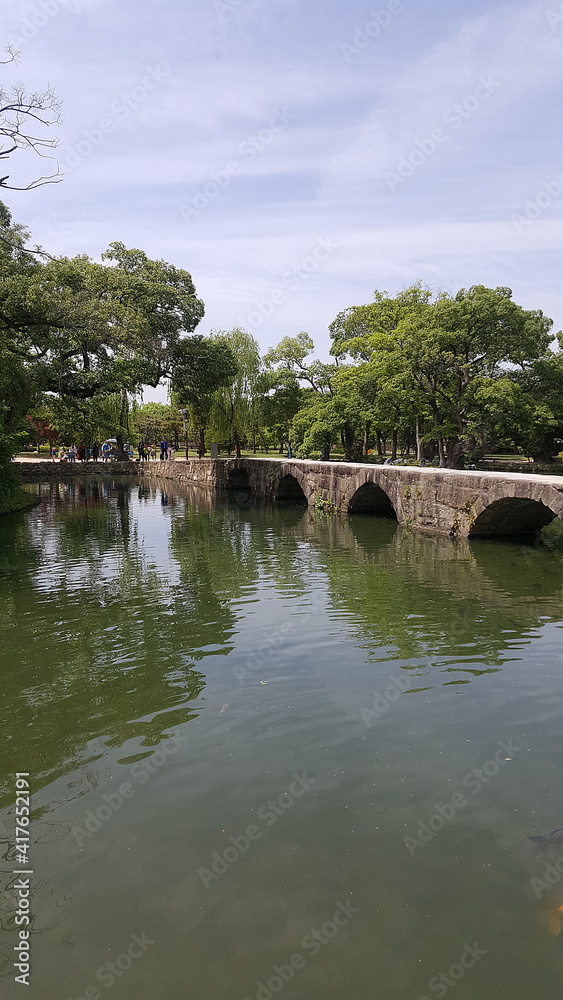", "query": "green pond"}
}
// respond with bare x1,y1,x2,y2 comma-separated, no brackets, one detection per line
1,476,563,1000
